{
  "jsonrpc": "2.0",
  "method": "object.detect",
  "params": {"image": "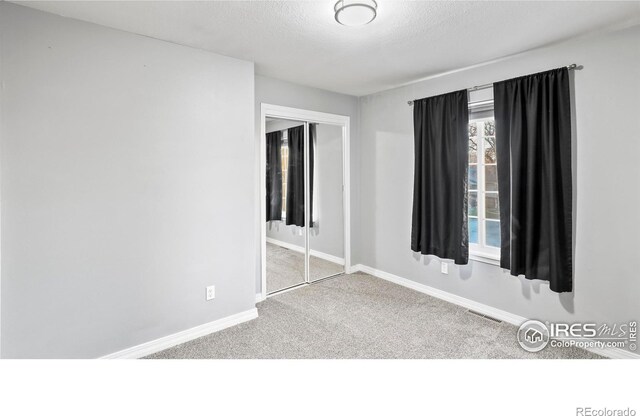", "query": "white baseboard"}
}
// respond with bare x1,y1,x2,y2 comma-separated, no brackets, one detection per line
352,264,638,360
266,237,344,265
100,308,258,359
353,264,525,326
311,250,345,266
255,293,265,303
